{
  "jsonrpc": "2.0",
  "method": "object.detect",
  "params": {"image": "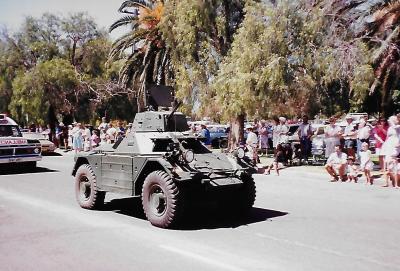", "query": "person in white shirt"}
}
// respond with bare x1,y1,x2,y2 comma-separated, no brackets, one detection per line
343,115,357,159
324,117,342,158
381,115,400,187
246,125,259,164
325,144,348,182
298,115,313,161
359,142,374,185
106,123,117,144
273,116,289,150
98,117,108,141
356,119,371,158
83,125,92,151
